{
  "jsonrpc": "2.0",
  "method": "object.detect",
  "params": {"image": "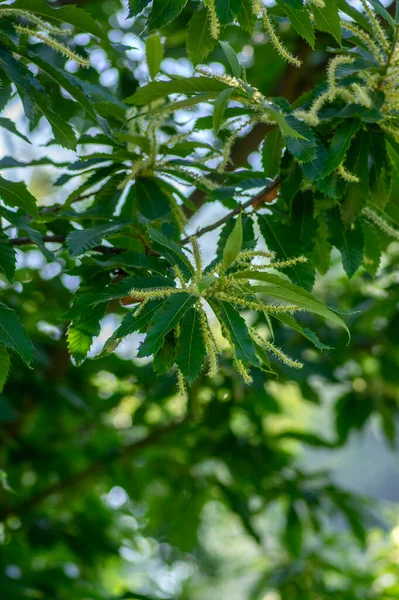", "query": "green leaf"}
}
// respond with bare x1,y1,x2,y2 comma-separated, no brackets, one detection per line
214,0,241,24
127,77,231,105
273,313,333,350
187,8,217,65
153,334,176,375
148,0,187,30
233,271,350,337
262,128,284,178
324,120,361,176
213,300,259,366
369,127,391,209
276,0,315,48
67,222,127,257
0,118,31,144
129,0,151,18
362,219,381,276
334,0,371,32
284,502,303,557
326,210,364,278
175,308,206,383
0,230,16,282
222,213,243,272
284,116,316,162
99,300,165,357
340,129,370,226
237,0,257,33
280,152,303,206
137,293,196,357
213,88,234,134
0,303,34,365
267,108,306,139
312,219,332,275
148,228,194,280
34,94,77,150
258,194,316,291
9,0,106,39
68,304,106,366
311,0,342,44
0,176,37,215
0,346,10,393
136,177,171,220
146,34,163,80
219,41,241,79
25,51,110,135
